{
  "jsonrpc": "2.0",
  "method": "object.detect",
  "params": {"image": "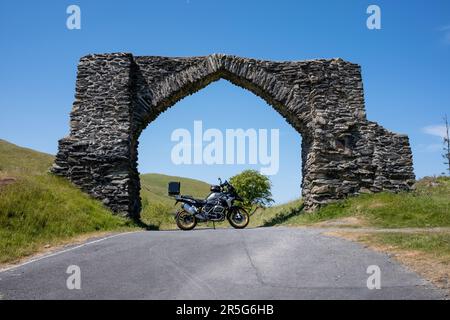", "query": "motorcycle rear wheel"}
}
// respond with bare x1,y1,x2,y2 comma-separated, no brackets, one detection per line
228,207,250,229
176,210,197,230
